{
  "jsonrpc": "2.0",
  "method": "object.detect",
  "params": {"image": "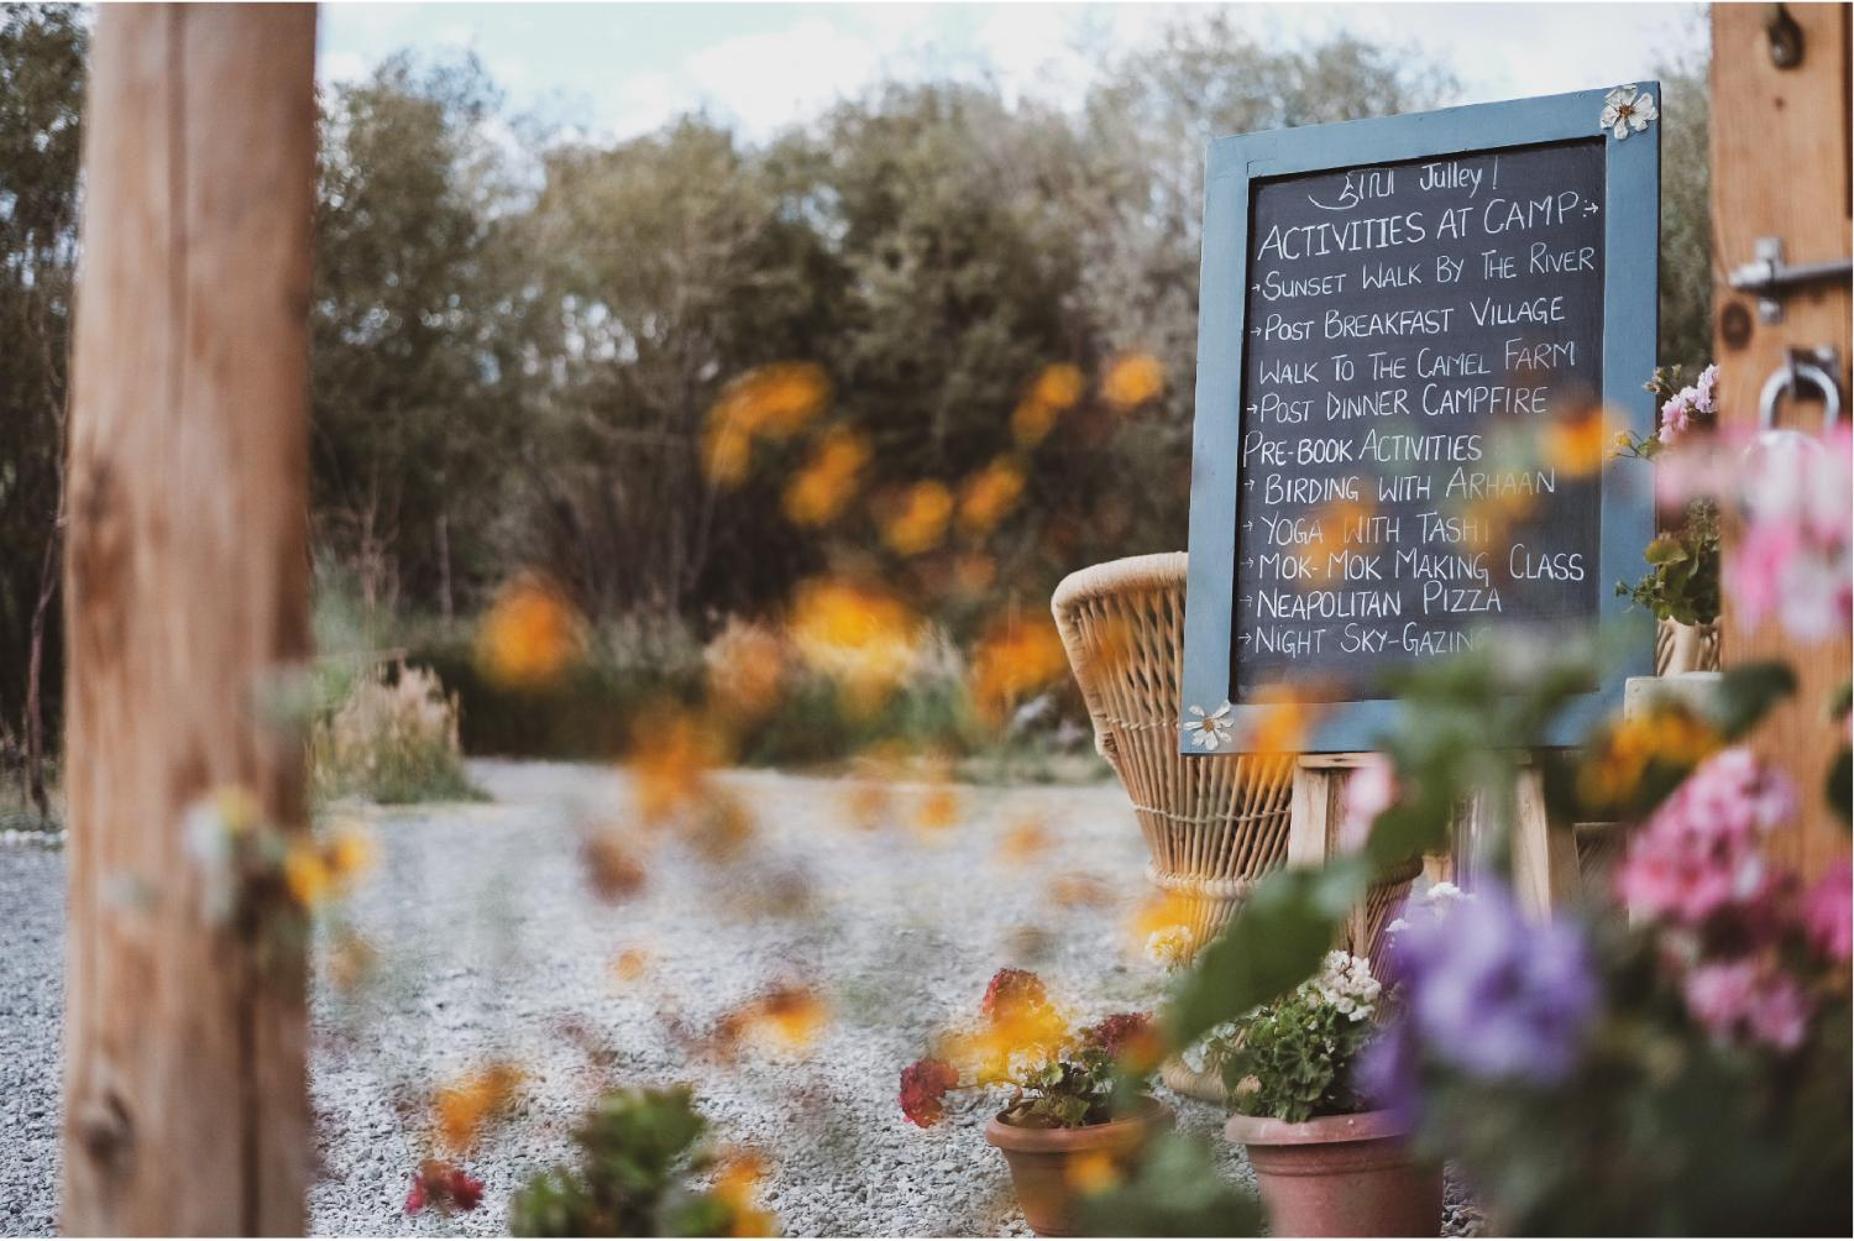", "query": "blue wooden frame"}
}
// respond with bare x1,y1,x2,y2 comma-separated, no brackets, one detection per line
1180,85,1661,754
